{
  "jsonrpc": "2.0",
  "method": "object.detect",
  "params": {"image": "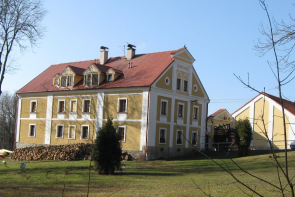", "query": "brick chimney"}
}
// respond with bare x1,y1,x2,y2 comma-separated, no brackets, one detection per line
100,46,108,65
126,44,136,60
